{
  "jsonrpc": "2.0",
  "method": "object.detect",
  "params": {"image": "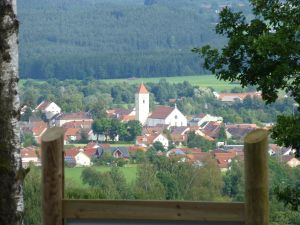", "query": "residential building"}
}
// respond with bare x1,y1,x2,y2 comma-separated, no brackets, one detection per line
34,100,61,120
146,105,187,127
56,112,93,127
